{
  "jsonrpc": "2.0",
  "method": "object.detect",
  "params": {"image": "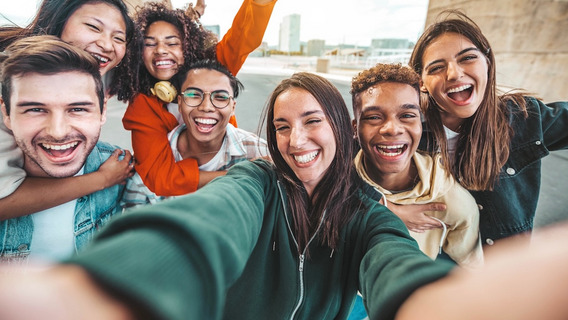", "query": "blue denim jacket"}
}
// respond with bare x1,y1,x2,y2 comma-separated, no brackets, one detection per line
0,141,126,262
421,97,568,245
